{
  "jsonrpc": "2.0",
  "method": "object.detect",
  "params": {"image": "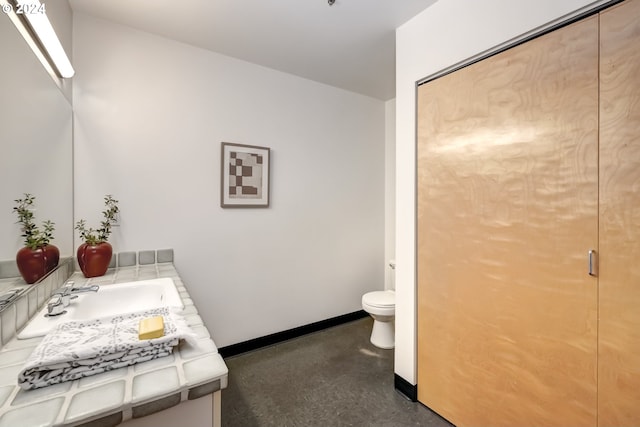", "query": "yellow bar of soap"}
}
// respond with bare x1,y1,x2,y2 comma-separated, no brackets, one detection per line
138,316,165,340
